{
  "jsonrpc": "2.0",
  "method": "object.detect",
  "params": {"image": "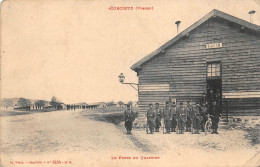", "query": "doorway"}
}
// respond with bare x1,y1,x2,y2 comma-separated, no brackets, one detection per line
206,79,222,110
